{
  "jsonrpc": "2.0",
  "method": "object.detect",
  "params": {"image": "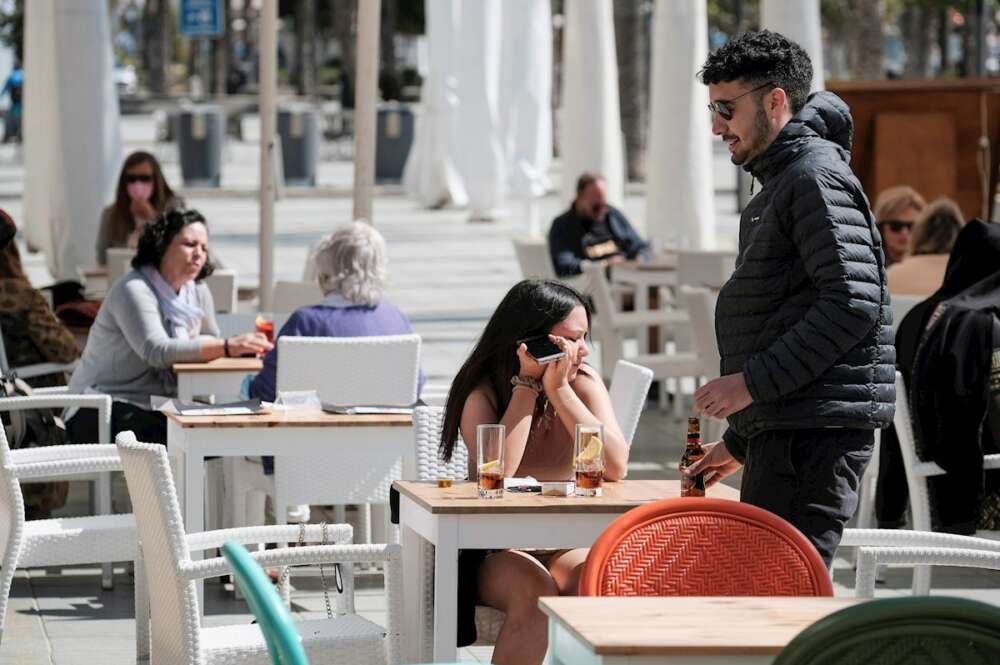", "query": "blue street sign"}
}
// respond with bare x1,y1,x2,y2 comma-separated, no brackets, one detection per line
180,0,223,38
